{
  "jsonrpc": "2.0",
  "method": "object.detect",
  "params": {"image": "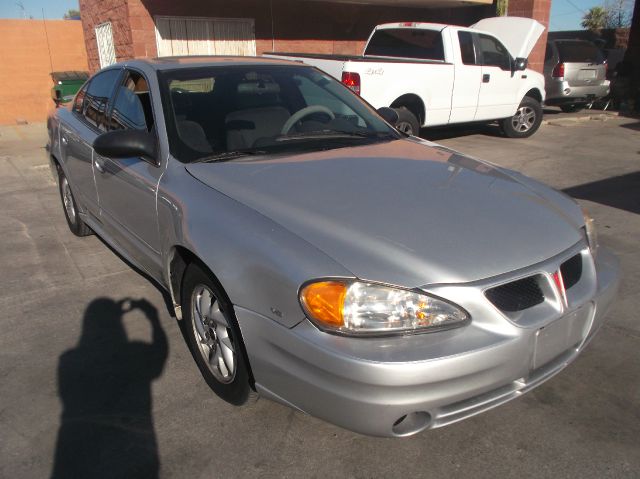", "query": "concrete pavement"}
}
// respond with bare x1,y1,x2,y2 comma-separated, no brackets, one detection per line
0,115,638,478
